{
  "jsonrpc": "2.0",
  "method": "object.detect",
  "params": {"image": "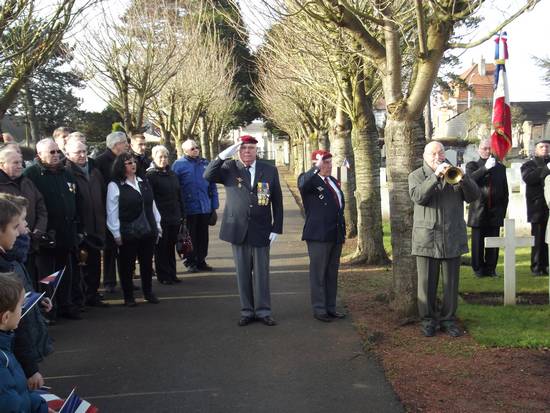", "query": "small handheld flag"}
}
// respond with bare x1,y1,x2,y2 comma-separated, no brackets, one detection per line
40,267,65,299
37,388,99,413
491,31,512,160
22,291,45,318
342,158,350,169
